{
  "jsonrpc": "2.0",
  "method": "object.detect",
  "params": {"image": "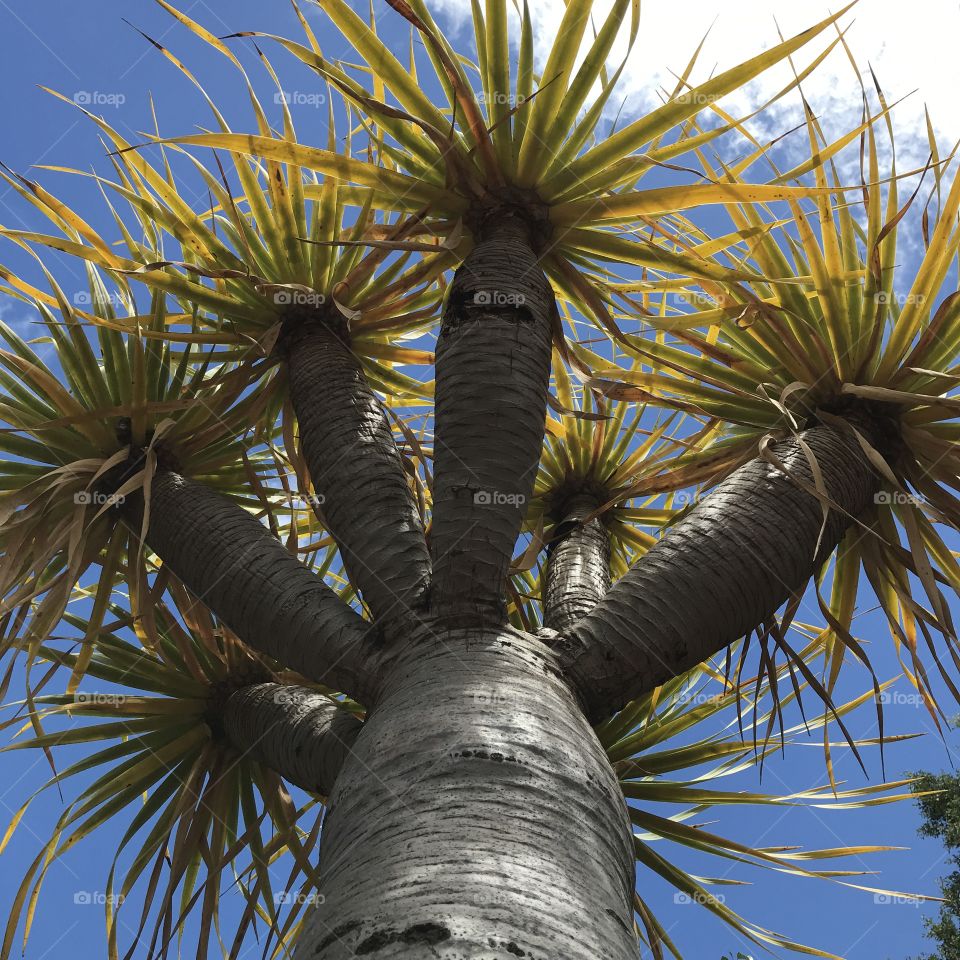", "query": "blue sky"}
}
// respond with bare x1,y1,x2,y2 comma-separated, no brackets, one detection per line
0,3,958,959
